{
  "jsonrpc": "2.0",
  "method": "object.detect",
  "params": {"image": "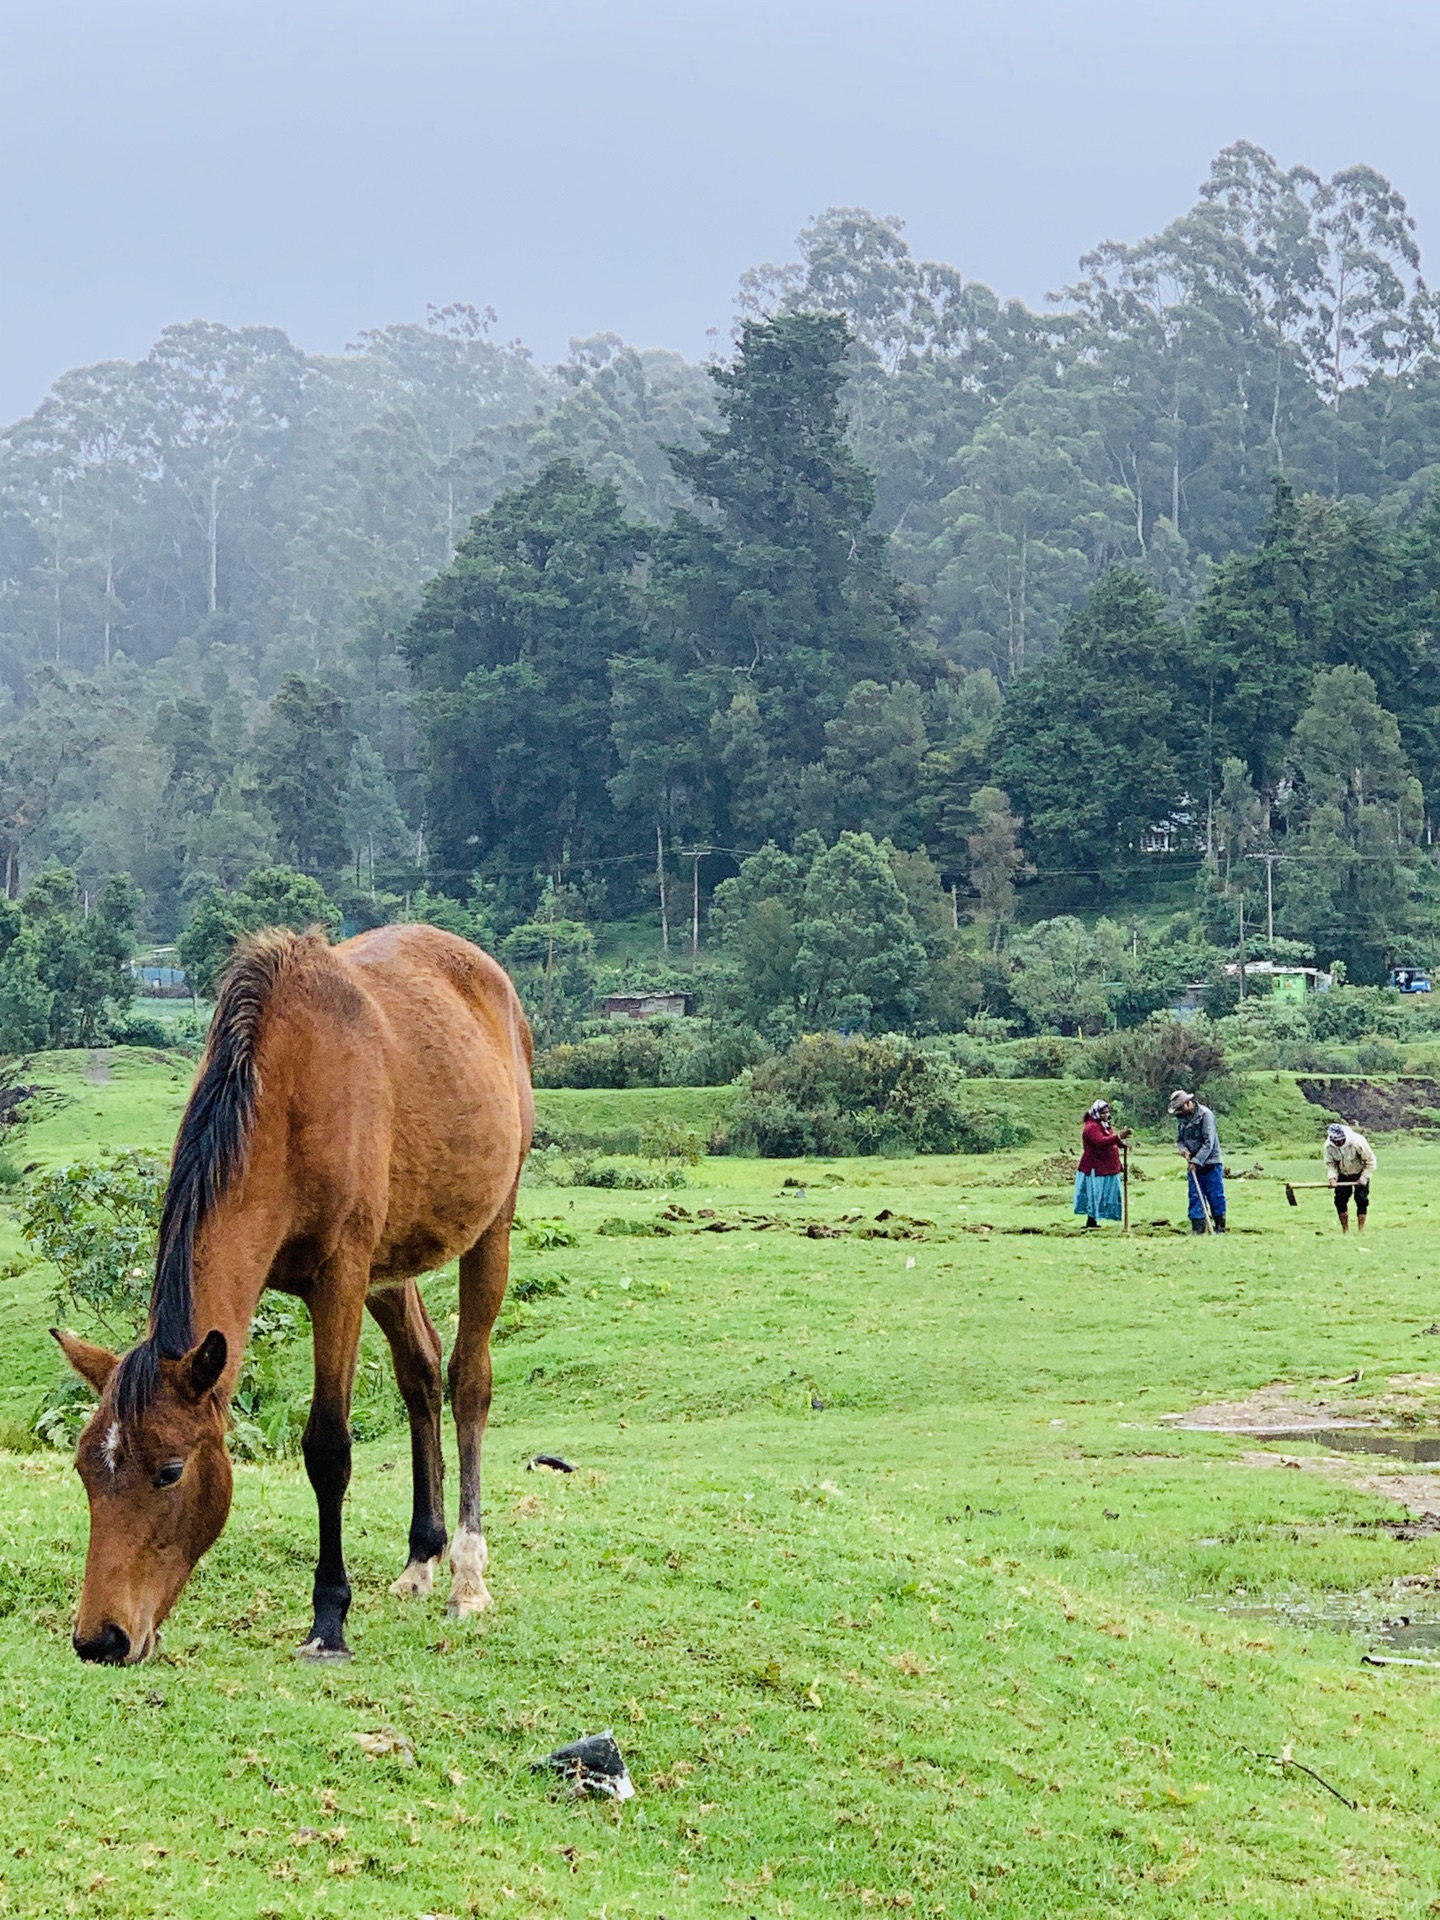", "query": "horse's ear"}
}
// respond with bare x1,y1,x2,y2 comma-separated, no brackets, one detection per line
184,1330,228,1401
51,1329,119,1394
